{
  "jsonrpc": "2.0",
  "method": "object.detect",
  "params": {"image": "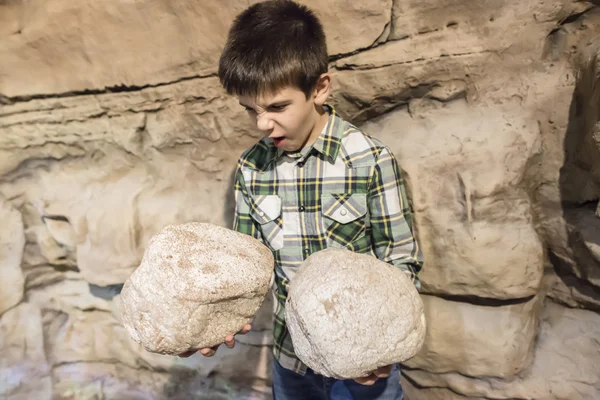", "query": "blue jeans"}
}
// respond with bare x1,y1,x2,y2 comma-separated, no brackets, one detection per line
272,359,404,400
